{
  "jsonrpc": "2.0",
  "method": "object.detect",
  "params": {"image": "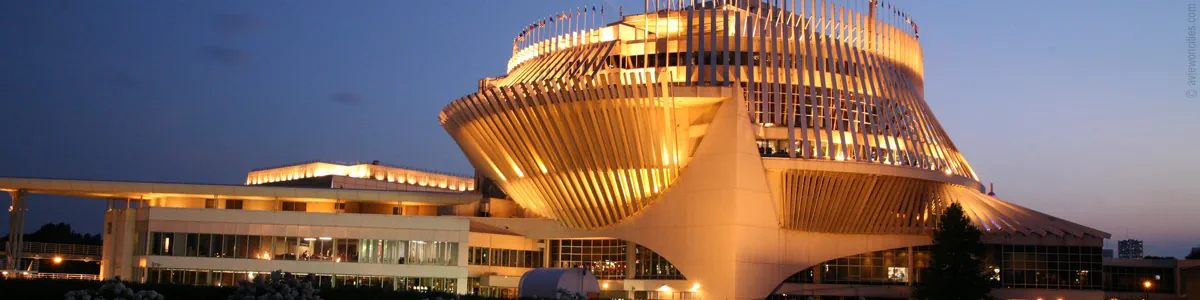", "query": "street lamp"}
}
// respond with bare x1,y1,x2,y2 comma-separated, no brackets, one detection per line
1143,280,1153,300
